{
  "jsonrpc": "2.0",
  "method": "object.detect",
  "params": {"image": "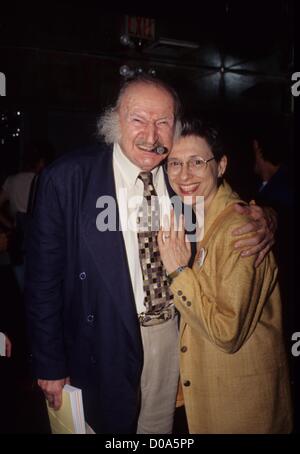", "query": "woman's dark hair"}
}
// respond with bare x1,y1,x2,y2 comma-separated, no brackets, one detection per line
181,118,225,162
